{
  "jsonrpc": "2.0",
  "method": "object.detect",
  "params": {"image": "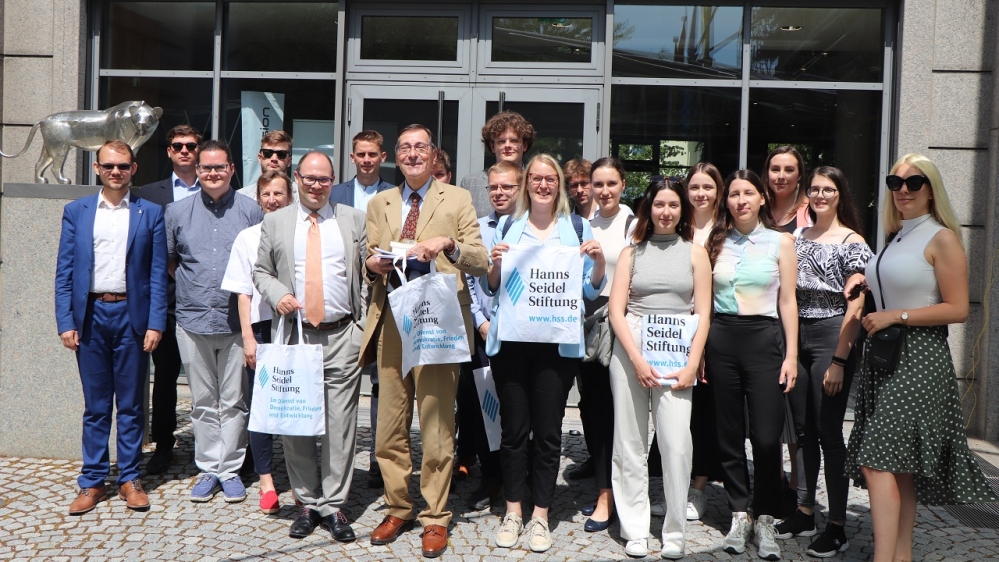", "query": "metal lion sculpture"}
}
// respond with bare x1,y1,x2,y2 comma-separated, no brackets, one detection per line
0,101,163,184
